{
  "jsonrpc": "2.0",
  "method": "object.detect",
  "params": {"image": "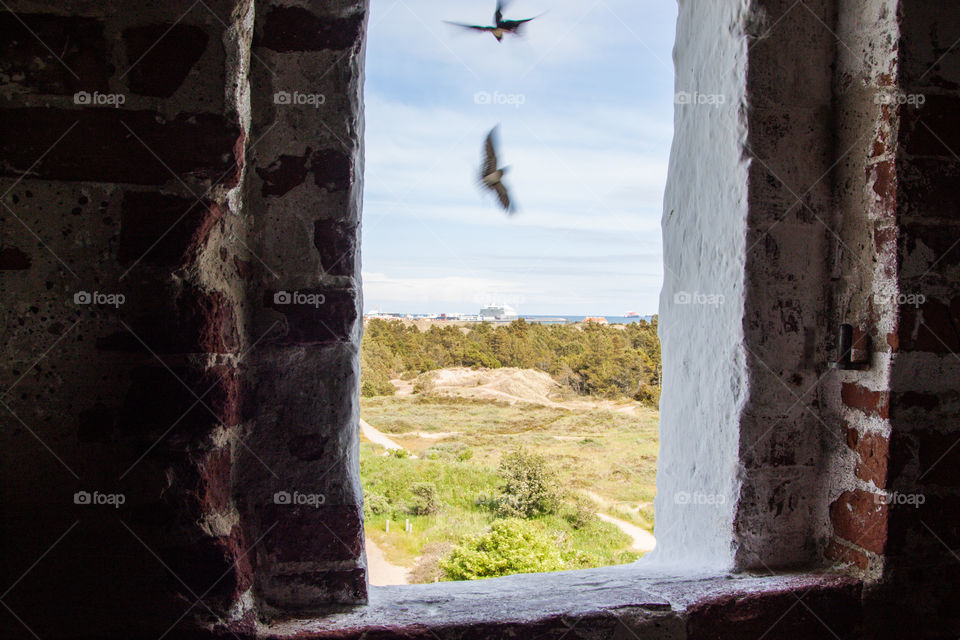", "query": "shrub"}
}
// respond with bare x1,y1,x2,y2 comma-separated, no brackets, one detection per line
361,372,395,397
364,492,392,517
562,495,597,530
494,449,561,518
408,482,442,515
439,519,566,580
634,384,660,408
